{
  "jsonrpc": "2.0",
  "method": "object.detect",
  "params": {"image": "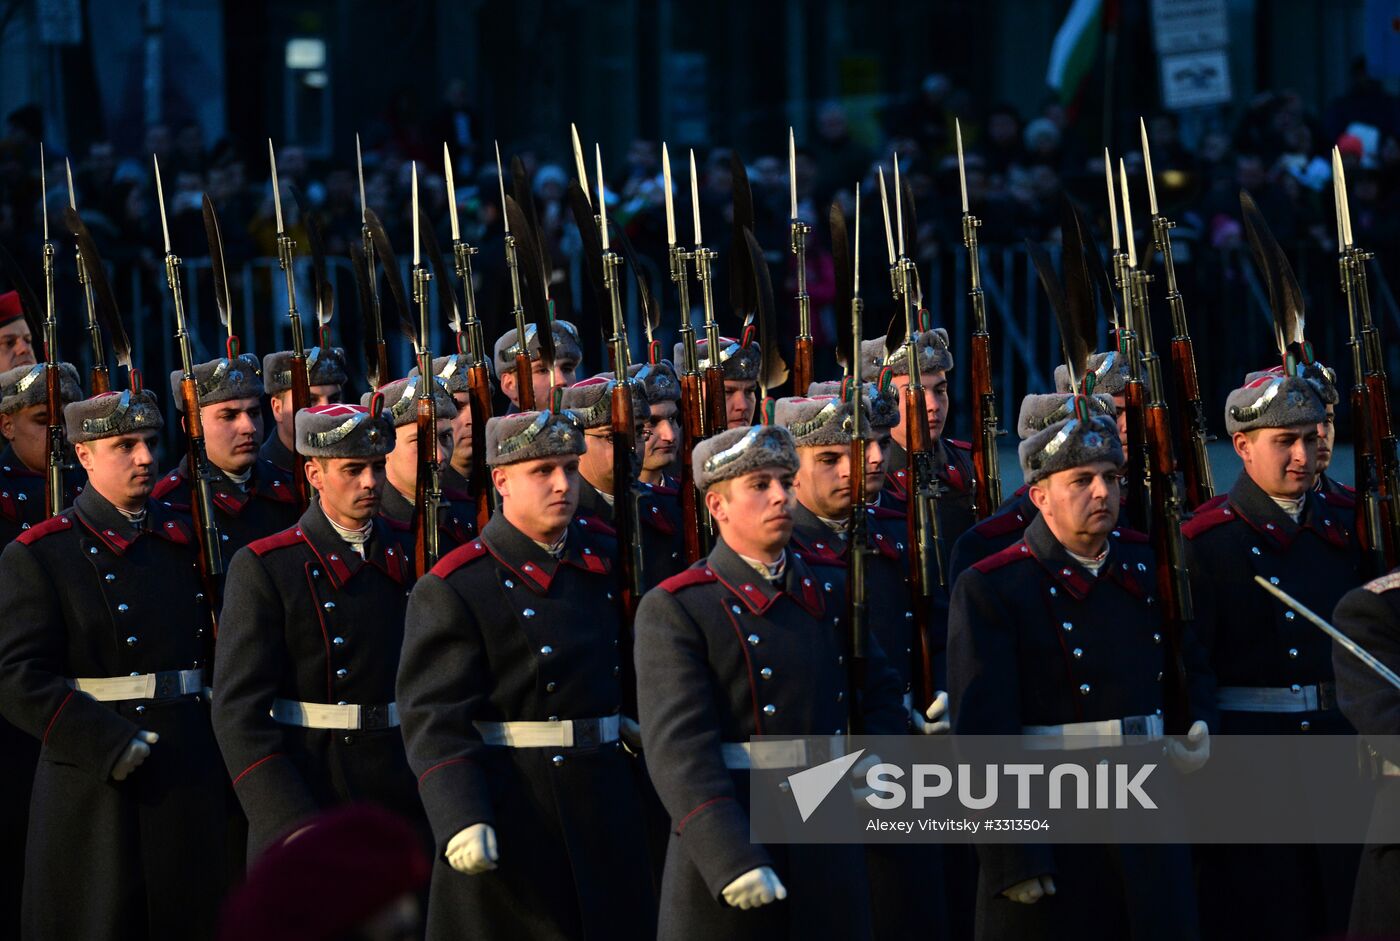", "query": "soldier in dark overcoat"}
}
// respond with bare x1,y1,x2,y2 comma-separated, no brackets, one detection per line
492,320,583,411
0,387,227,940
948,391,1214,940
258,346,347,472
213,401,423,858
635,423,907,941
409,351,483,500
674,336,761,430
398,409,655,940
